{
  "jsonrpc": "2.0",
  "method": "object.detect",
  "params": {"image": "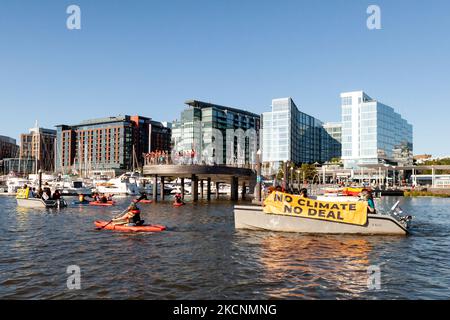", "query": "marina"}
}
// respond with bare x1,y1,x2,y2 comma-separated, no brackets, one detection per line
0,195,449,299
1,0,450,304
